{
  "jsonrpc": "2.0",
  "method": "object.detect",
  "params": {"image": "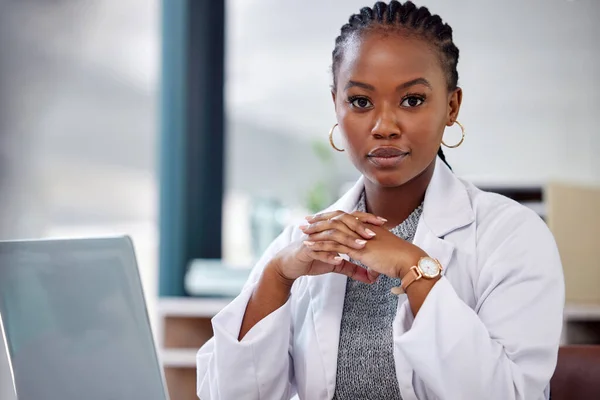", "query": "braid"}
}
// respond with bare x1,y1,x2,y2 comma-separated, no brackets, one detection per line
331,1,460,170
437,148,452,171
373,2,386,22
